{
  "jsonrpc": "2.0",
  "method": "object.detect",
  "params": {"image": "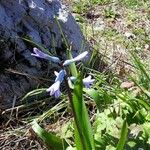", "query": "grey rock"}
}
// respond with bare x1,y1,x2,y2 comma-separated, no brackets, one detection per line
0,0,88,108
